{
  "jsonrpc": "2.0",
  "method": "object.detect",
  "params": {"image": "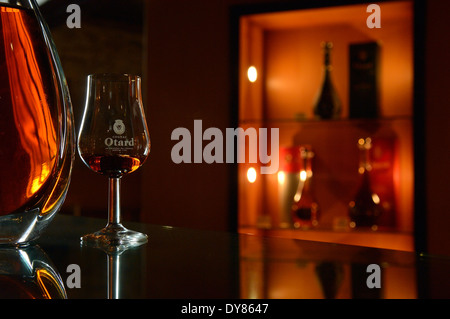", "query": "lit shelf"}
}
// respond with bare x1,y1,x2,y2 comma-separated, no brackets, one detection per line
239,226,414,252
239,115,412,126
